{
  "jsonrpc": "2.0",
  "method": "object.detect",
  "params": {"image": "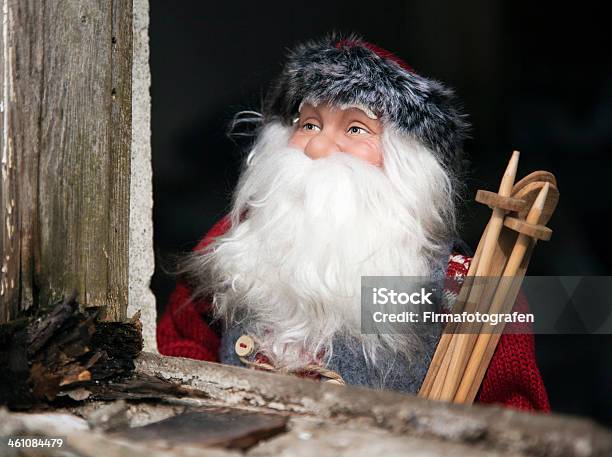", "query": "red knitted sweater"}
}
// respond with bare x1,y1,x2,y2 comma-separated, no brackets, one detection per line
157,218,550,412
